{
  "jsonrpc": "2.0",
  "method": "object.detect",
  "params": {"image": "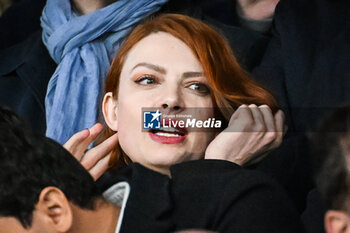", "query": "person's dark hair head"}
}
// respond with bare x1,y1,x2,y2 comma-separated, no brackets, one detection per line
0,106,100,228
311,104,350,211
